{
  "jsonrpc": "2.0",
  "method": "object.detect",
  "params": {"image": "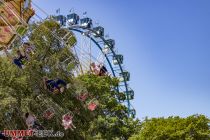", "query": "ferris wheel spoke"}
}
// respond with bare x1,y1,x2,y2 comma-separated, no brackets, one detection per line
73,46,94,74
75,42,104,65
96,50,106,64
